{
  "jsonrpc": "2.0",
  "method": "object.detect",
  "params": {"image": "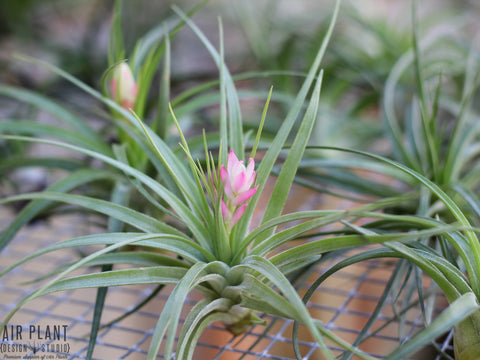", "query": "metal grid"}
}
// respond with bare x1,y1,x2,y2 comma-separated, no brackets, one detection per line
0,207,454,360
